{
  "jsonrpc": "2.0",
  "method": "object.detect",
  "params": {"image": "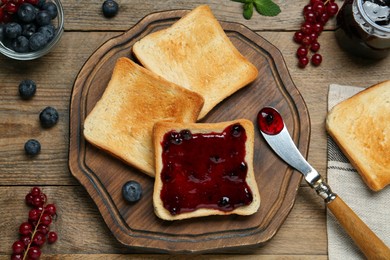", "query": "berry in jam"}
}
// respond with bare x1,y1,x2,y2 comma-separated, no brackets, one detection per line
257,107,284,135
159,124,253,215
